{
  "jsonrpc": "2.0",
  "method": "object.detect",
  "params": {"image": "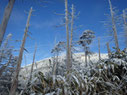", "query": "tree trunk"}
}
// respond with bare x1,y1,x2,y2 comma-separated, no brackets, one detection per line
24,55,28,73
108,0,119,52
70,4,74,61
88,55,90,62
29,44,37,81
65,0,71,71
123,10,127,48
106,42,111,58
52,52,59,84
98,38,101,60
0,0,15,47
52,38,57,84
21,44,37,95
9,7,33,95
85,47,87,66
